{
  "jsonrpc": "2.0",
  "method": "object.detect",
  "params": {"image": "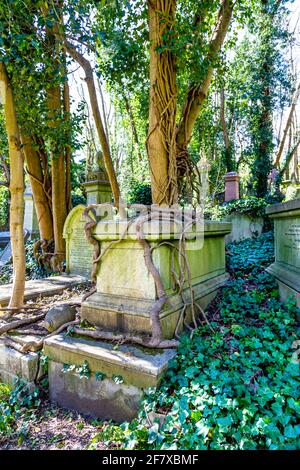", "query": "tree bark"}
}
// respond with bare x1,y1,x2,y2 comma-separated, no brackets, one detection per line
21,133,53,241
147,0,178,206
64,42,122,211
63,76,72,213
275,82,300,168
0,63,25,307
176,0,234,154
220,87,234,172
46,26,67,270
